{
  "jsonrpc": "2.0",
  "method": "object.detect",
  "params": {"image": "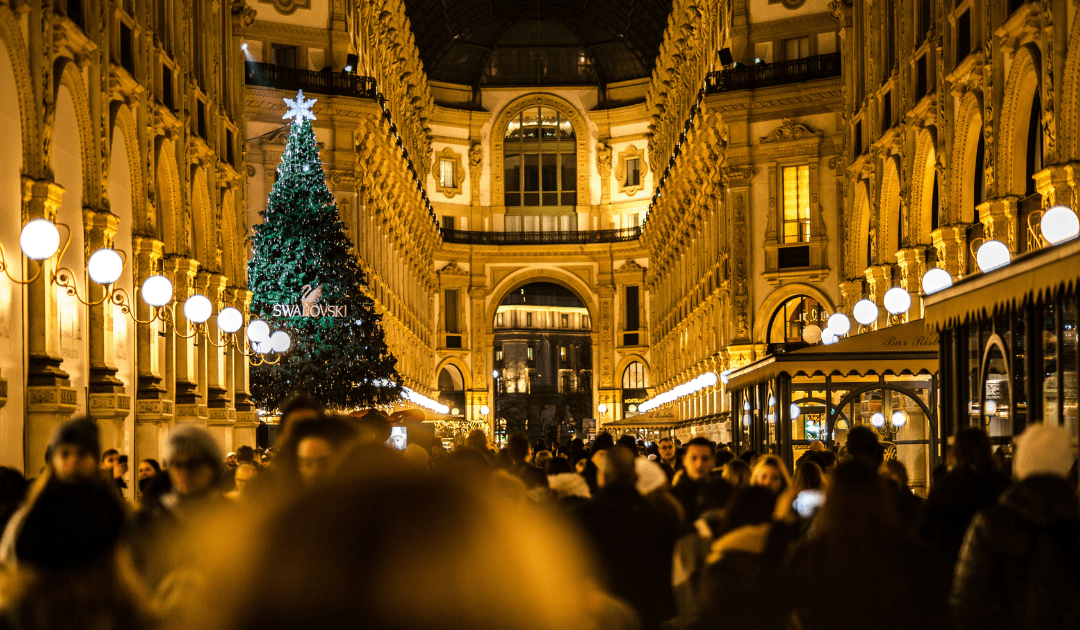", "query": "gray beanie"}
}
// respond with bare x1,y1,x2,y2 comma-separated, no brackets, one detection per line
166,426,224,468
